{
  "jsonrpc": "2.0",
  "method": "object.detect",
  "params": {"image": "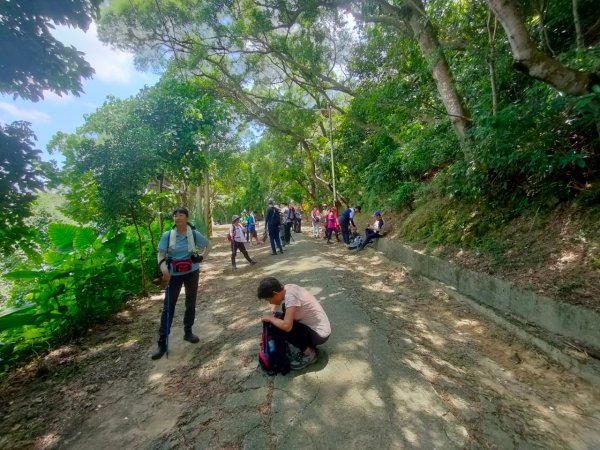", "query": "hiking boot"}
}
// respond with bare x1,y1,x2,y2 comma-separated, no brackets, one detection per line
290,351,317,370
183,331,200,344
151,343,167,360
